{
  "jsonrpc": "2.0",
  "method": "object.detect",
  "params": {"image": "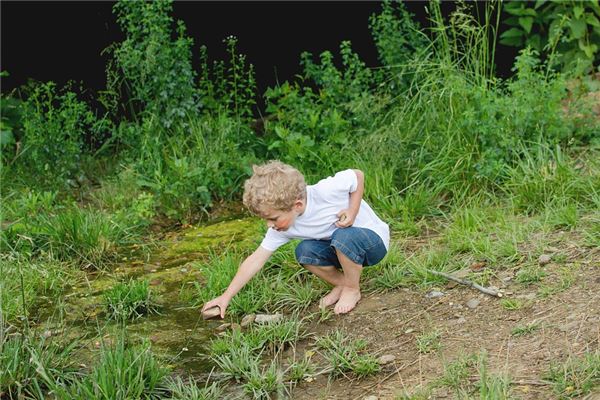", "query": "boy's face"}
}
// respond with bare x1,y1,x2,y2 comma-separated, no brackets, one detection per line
262,200,305,232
